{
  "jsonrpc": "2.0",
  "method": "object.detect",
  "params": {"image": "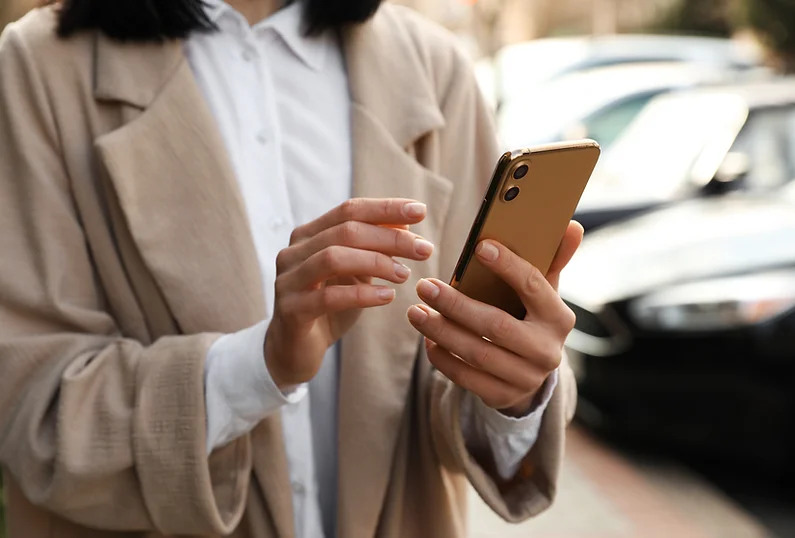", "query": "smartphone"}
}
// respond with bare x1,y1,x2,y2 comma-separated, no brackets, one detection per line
450,139,601,319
